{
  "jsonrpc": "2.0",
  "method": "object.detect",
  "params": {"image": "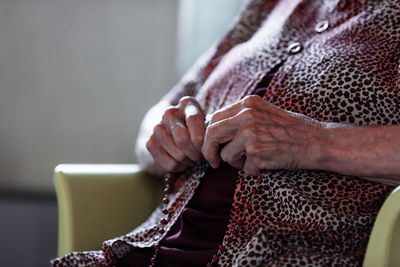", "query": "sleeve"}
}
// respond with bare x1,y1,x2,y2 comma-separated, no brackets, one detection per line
163,0,278,105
